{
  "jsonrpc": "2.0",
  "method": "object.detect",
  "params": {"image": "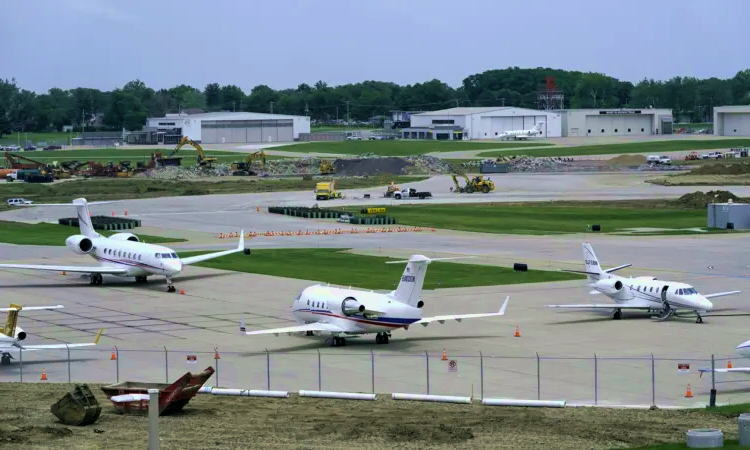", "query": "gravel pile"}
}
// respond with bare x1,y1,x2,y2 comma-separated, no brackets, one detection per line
138,164,232,180
506,156,574,172
636,164,686,172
